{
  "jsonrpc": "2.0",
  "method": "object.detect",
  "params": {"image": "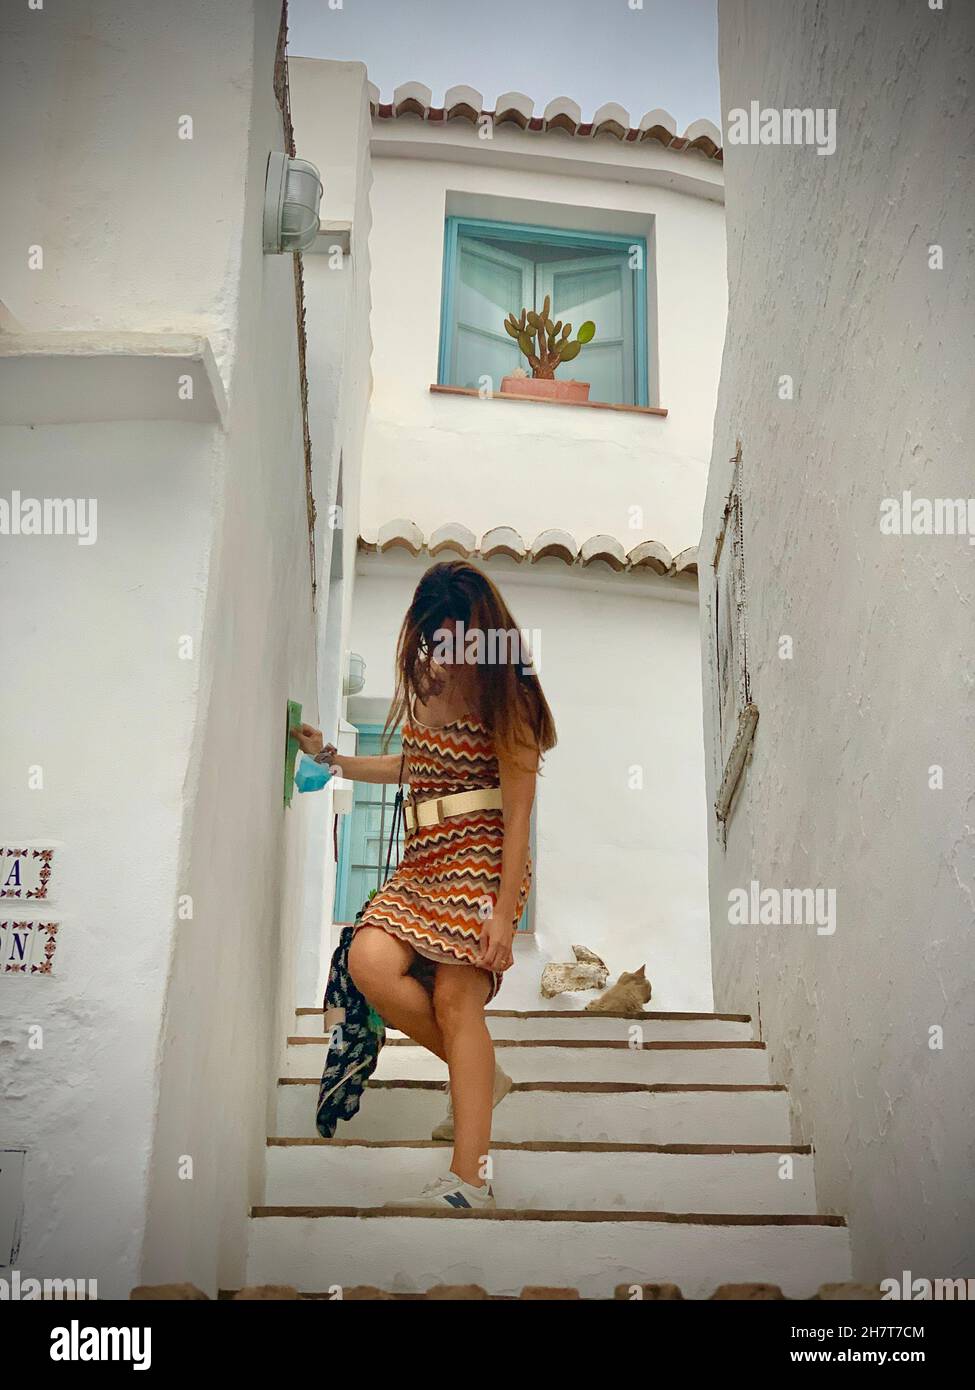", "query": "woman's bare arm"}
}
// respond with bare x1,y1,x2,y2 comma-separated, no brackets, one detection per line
331,753,403,784
290,723,404,785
